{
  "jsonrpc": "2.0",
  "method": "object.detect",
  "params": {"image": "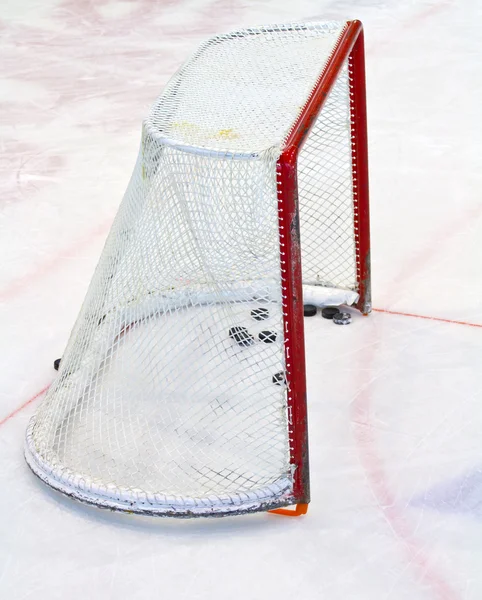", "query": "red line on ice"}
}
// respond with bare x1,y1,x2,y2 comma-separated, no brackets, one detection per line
374,308,482,329
351,376,460,599
0,384,50,428
353,313,464,597
0,218,112,303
